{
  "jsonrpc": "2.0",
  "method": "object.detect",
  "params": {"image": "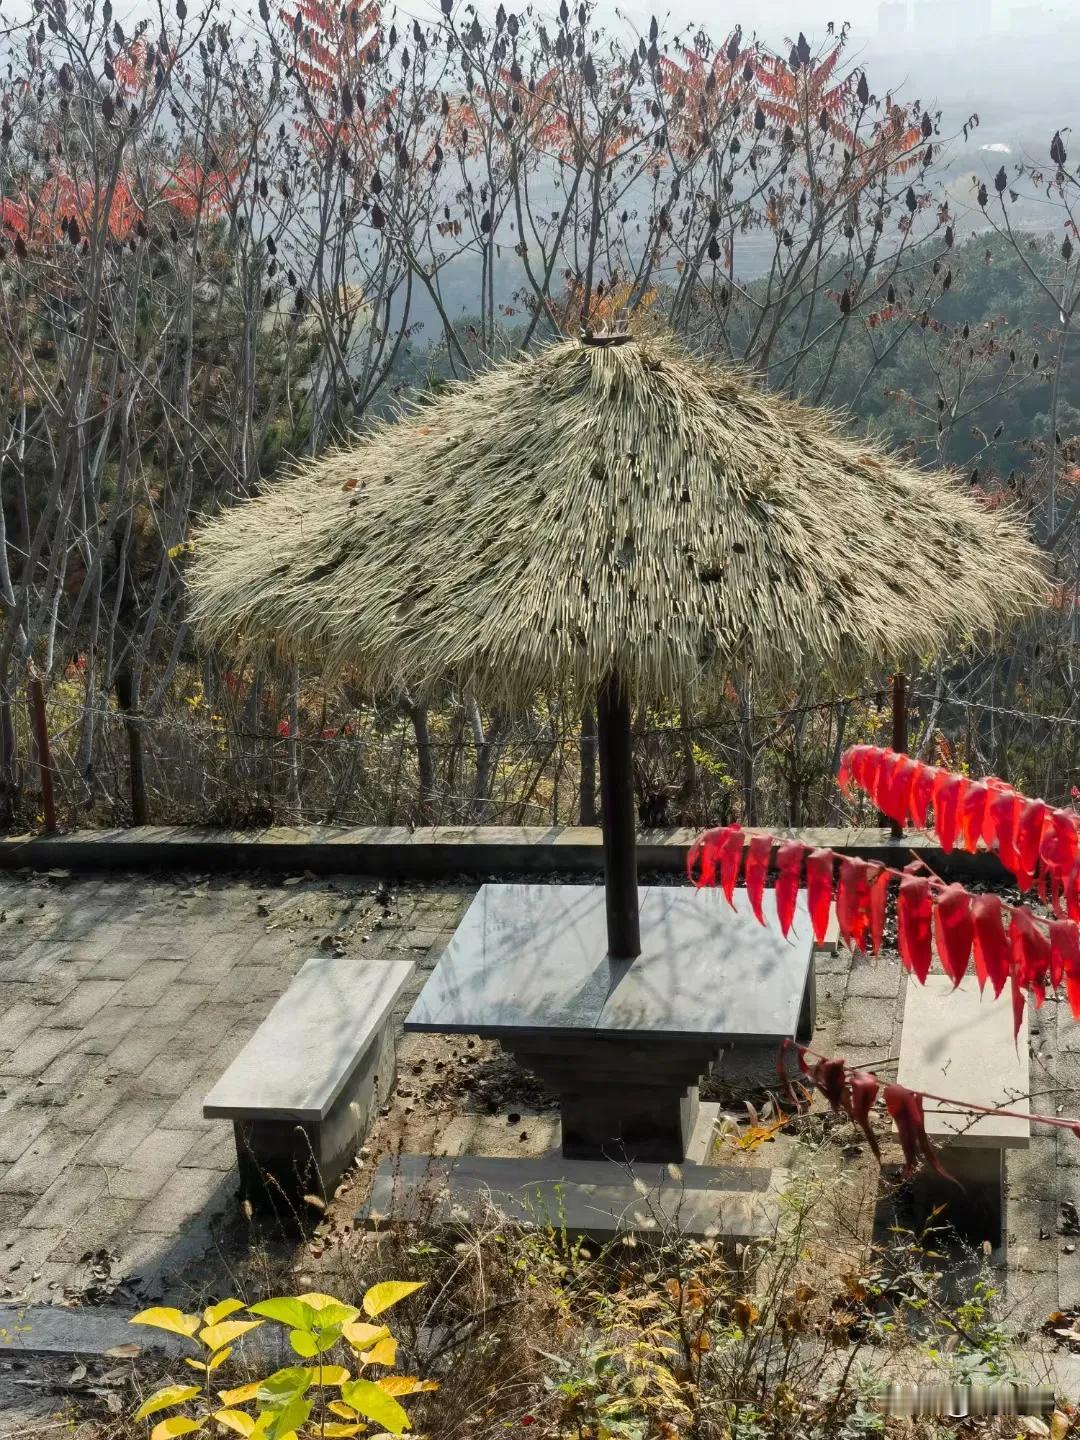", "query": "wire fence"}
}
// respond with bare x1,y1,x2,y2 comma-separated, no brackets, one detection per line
8,675,1080,834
